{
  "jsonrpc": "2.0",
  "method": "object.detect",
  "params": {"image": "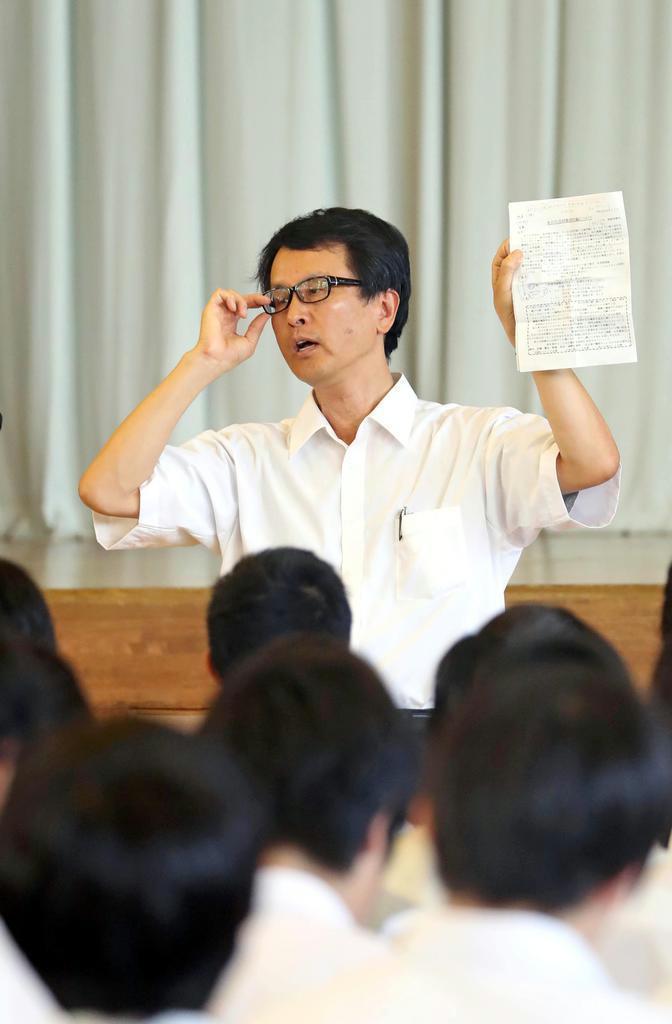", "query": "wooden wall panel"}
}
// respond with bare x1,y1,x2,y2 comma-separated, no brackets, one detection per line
46,585,664,718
